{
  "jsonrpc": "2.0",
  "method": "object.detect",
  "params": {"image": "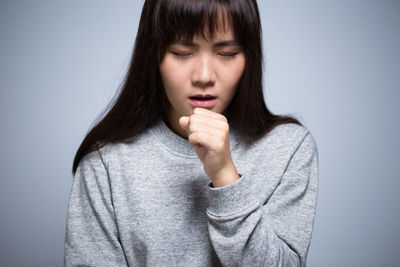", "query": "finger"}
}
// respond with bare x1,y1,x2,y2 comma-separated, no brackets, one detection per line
178,116,190,132
188,114,228,132
193,107,226,121
187,120,221,136
187,131,214,150
193,107,228,122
